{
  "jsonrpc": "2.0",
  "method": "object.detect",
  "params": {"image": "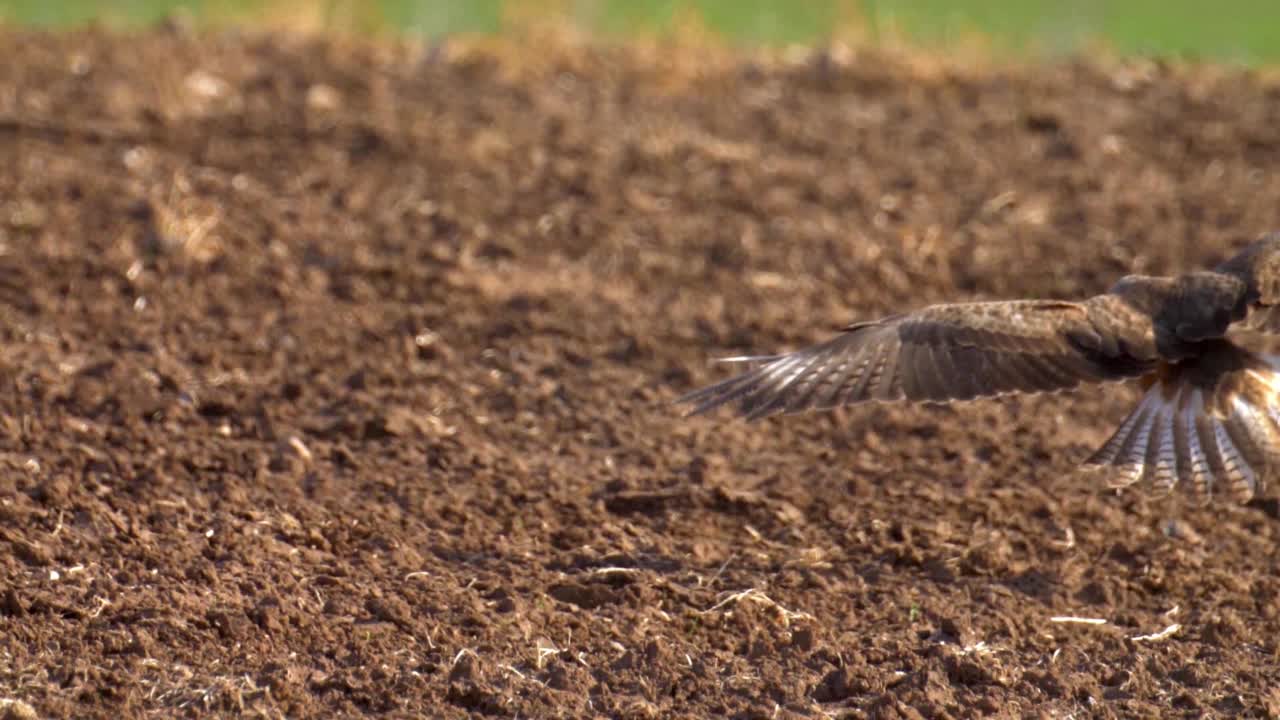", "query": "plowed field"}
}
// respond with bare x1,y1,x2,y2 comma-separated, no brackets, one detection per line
4,26,1280,718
